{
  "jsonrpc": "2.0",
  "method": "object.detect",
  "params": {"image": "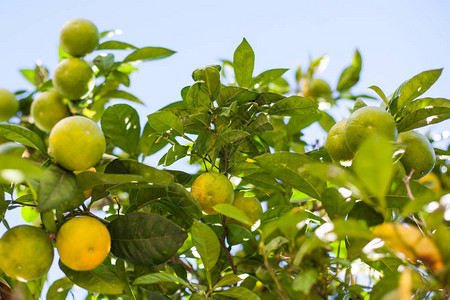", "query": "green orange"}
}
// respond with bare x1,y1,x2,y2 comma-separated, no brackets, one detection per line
397,131,435,180
230,192,263,228
49,116,106,171
303,78,332,99
325,119,354,162
0,89,18,122
60,19,99,57
0,225,54,281
345,106,397,153
190,172,234,214
31,91,71,132
53,58,95,100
